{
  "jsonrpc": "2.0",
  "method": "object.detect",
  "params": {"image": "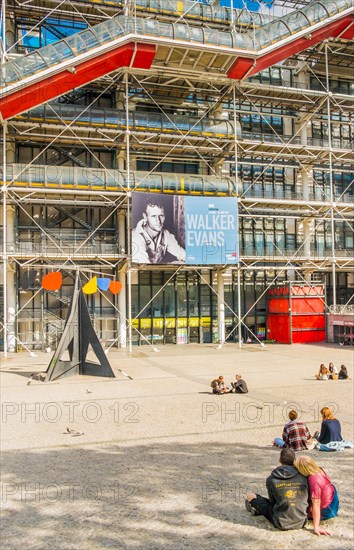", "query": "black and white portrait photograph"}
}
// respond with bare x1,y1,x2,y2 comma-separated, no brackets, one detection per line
132,192,186,264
